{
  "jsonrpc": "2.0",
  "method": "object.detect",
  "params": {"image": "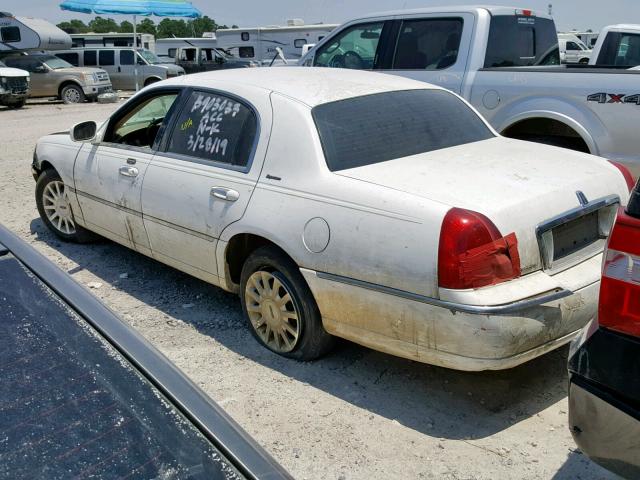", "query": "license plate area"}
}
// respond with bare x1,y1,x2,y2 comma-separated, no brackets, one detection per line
537,195,619,273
